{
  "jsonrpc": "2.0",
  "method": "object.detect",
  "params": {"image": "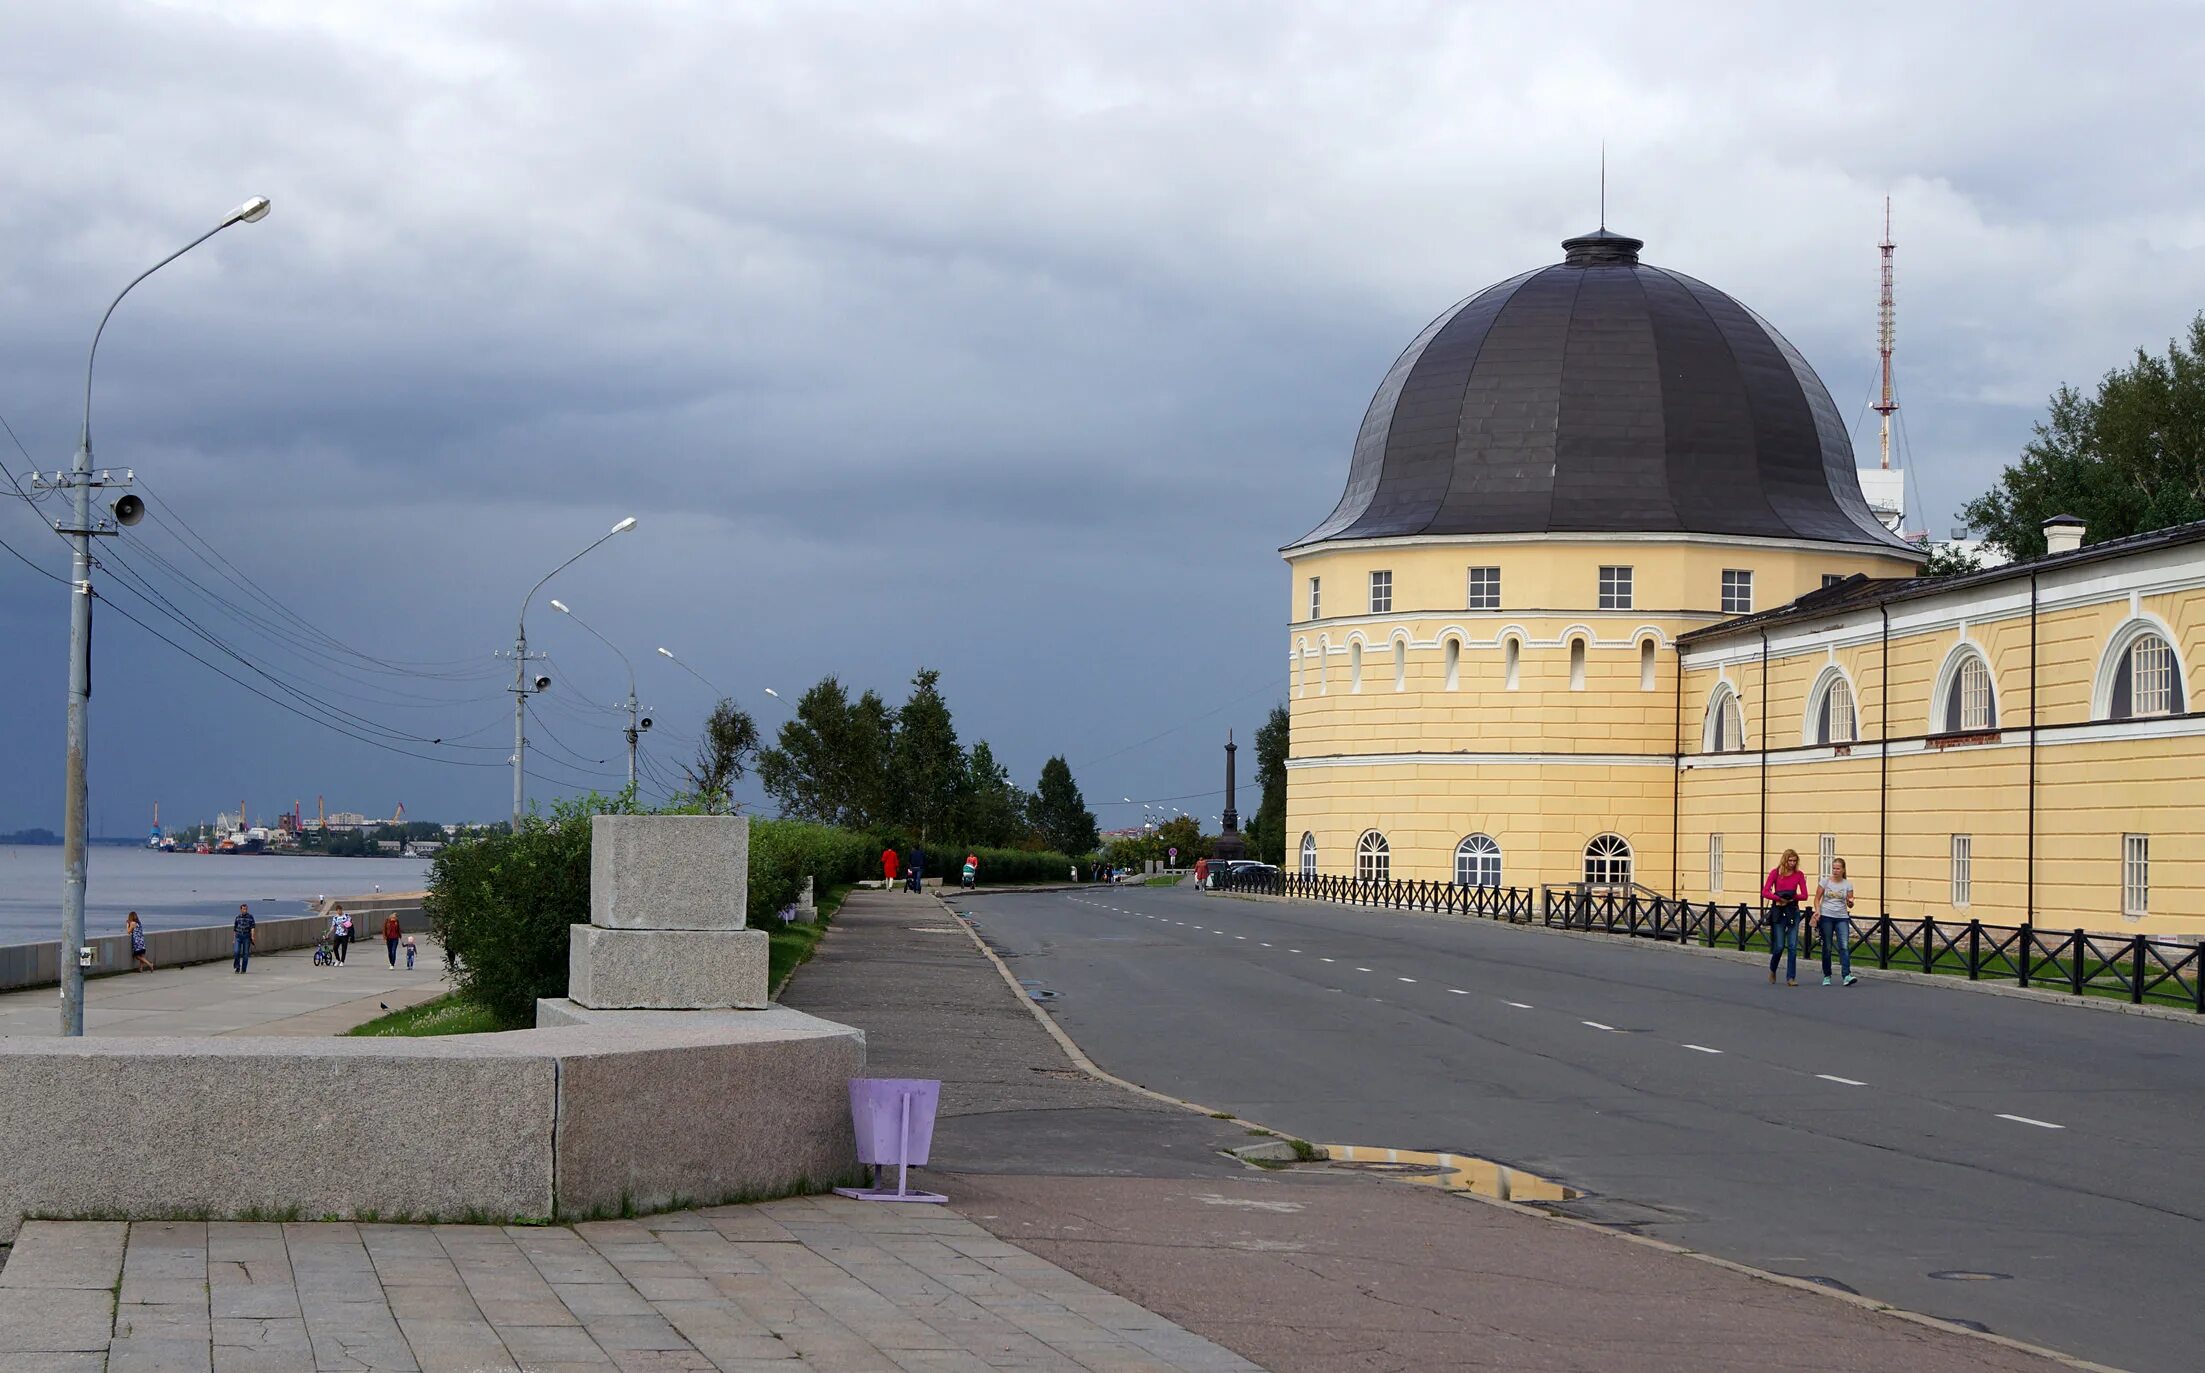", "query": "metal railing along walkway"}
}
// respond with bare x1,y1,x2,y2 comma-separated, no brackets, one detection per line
1218,870,2205,1012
